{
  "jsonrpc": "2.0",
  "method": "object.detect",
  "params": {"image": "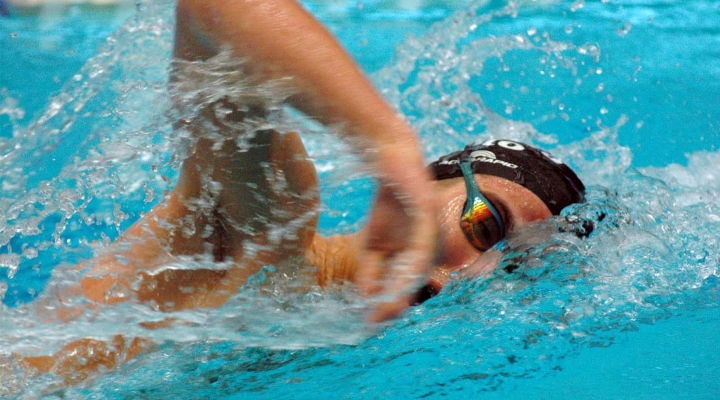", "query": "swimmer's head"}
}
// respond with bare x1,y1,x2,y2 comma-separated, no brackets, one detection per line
429,139,585,215
412,139,585,305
